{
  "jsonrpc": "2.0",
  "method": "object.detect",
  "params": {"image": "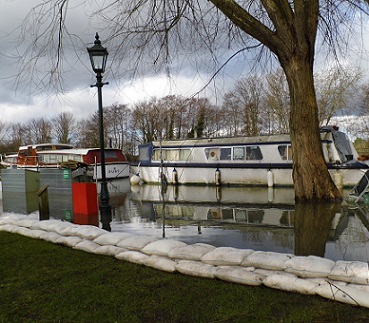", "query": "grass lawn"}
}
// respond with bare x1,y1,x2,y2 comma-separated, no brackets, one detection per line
1,231,369,322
